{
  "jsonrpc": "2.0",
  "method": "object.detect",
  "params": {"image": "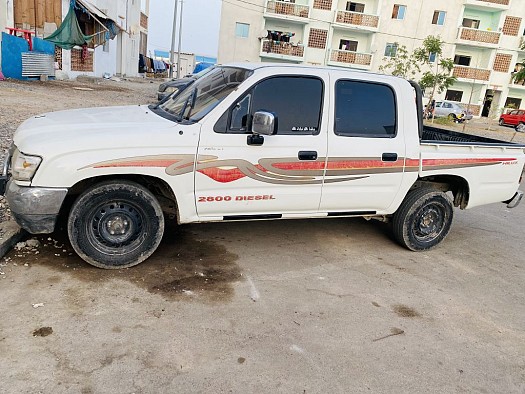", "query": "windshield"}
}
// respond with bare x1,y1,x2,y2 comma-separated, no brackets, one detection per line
158,67,252,123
